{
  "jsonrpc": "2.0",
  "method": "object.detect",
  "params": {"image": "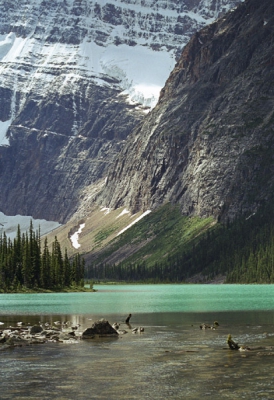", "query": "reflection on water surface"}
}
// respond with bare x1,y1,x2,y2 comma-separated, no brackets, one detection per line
0,285,274,399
